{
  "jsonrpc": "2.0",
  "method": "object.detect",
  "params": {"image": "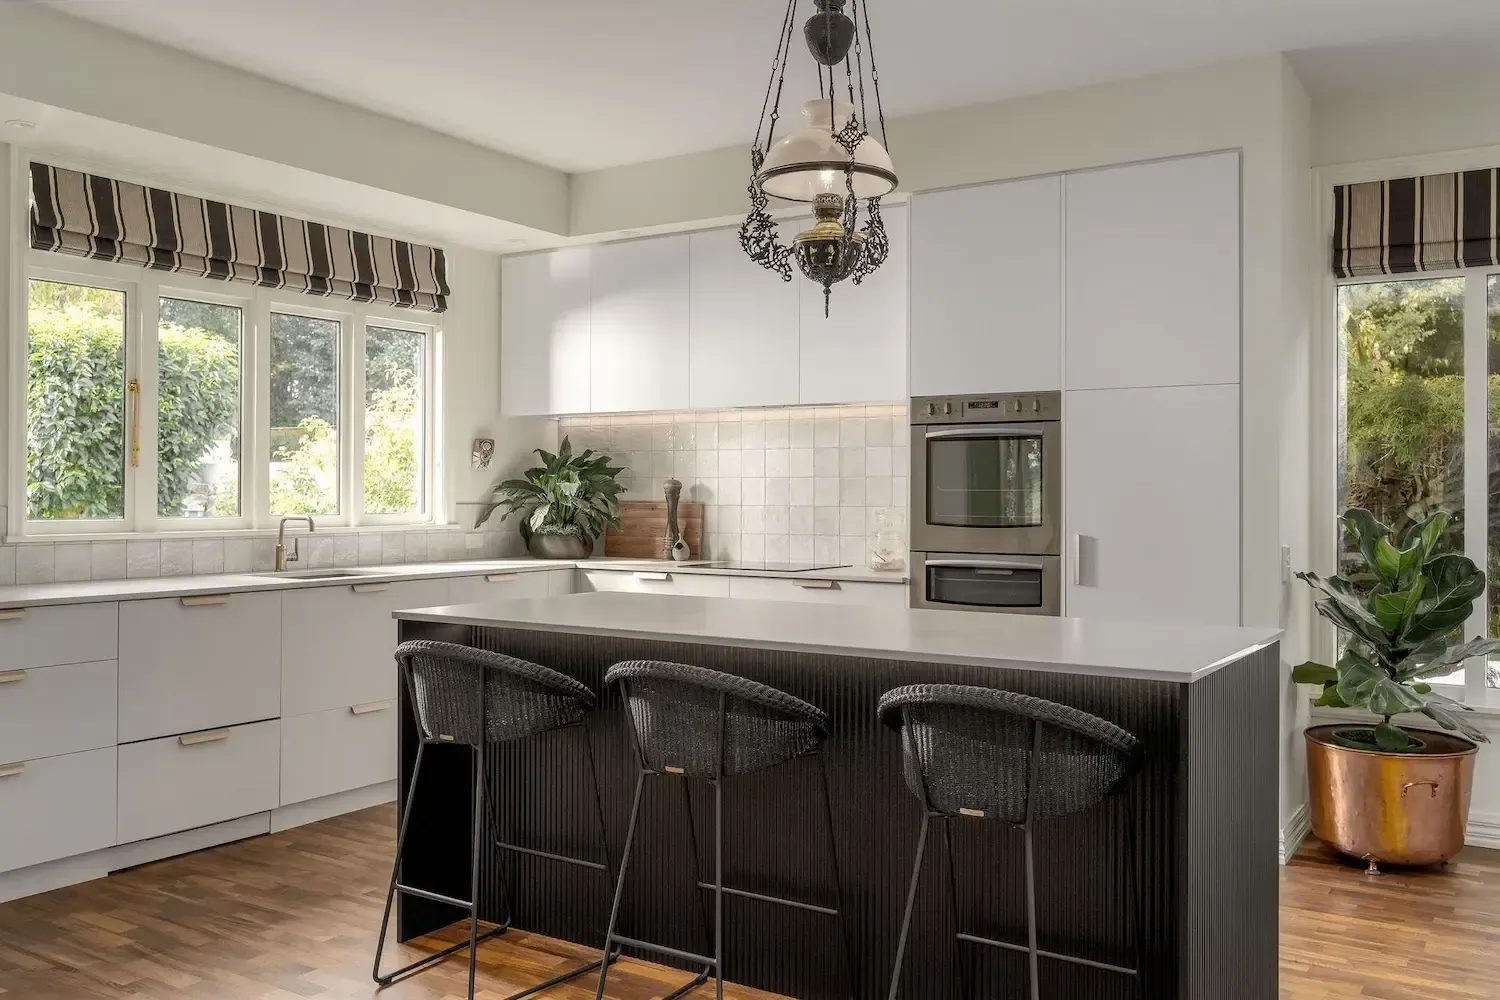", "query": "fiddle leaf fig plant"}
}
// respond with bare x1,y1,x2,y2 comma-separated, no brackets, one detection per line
474,436,625,541
1294,508,1493,752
